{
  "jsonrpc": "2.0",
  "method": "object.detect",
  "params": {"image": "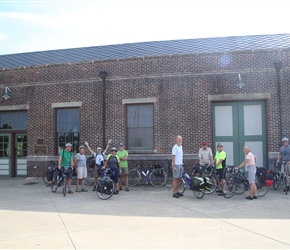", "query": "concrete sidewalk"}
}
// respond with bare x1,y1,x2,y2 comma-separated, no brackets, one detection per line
0,177,290,249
